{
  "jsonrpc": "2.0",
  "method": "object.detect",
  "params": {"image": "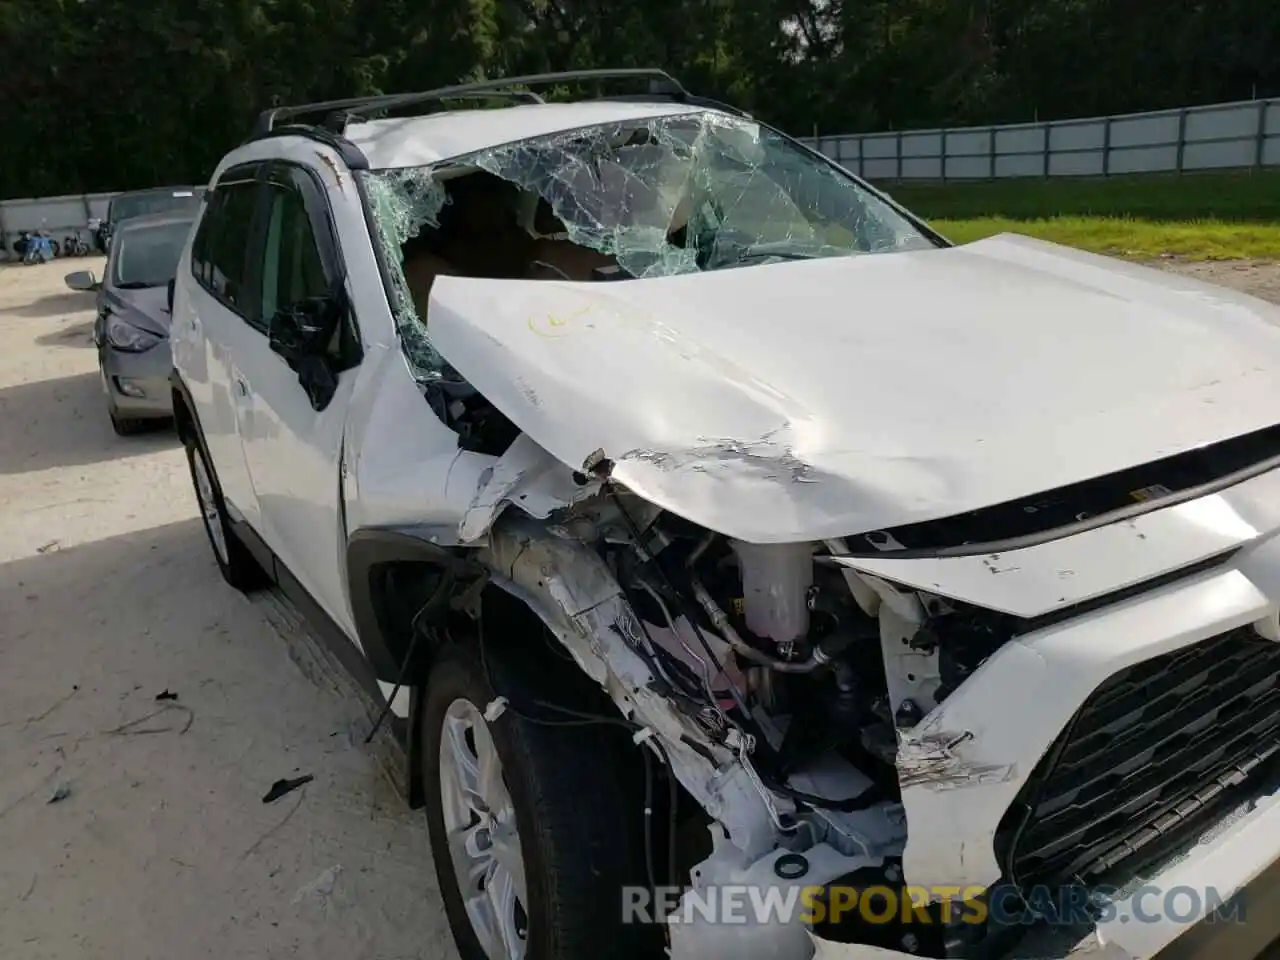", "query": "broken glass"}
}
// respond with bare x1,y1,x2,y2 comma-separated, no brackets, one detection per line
359,169,450,374
361,110,937,378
